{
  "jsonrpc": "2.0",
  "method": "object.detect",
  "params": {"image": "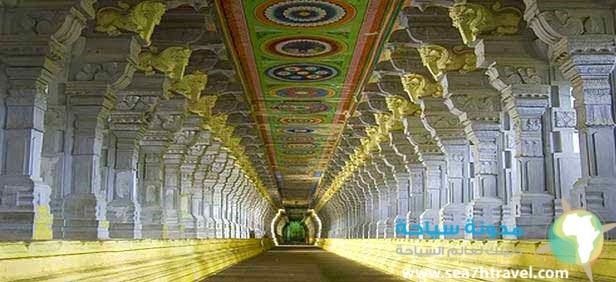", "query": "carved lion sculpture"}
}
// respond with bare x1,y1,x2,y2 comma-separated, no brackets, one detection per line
95,1,166,44
401,73,443,103
137,46,192,80
449,3,522,44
